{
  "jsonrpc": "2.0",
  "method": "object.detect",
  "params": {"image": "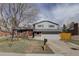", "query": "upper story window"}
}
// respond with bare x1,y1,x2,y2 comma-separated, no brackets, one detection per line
49,25,54,27
38,25,43,27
